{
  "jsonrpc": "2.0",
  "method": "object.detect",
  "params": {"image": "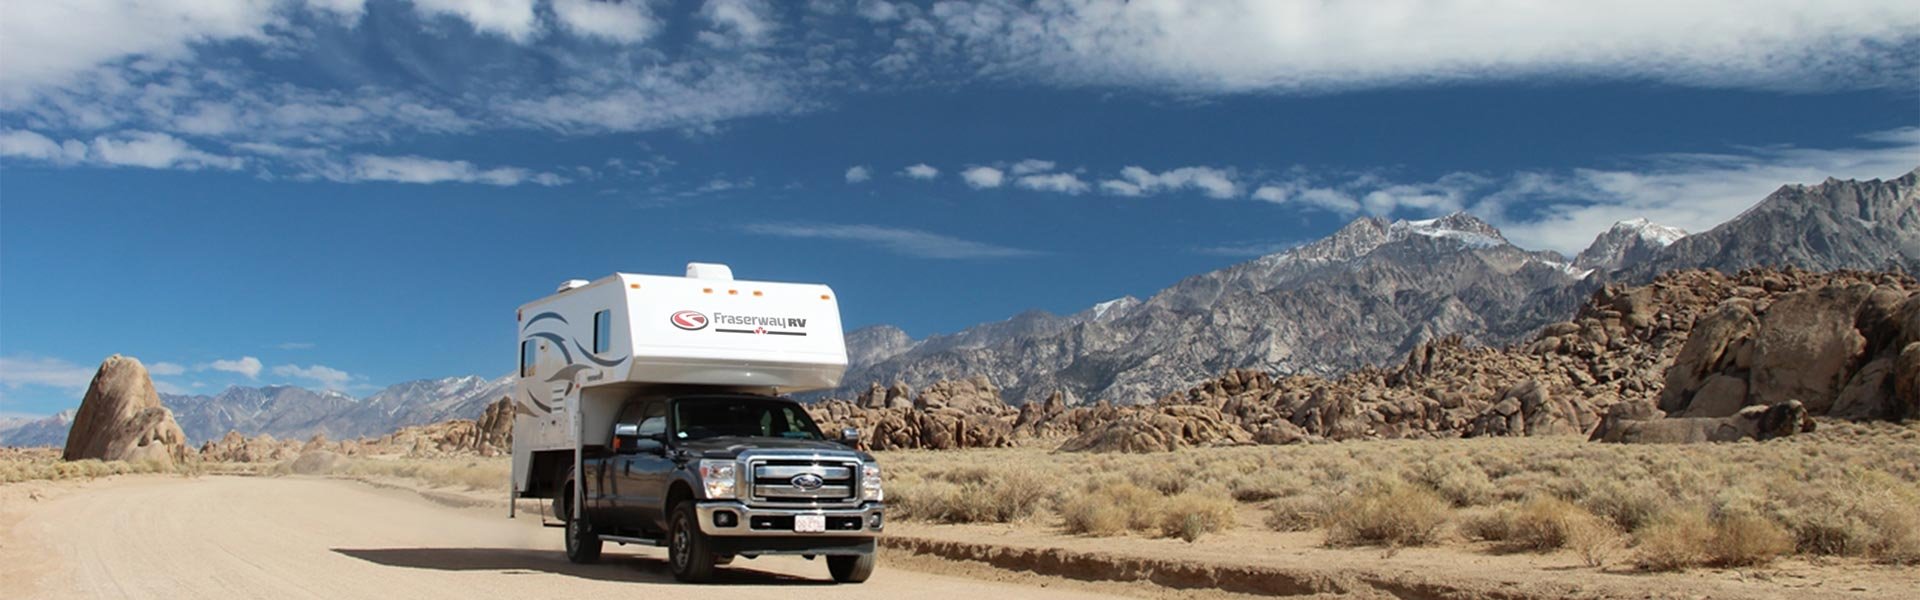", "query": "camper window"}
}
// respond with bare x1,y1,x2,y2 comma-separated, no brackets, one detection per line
519,339,537,377
592,310,611,354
